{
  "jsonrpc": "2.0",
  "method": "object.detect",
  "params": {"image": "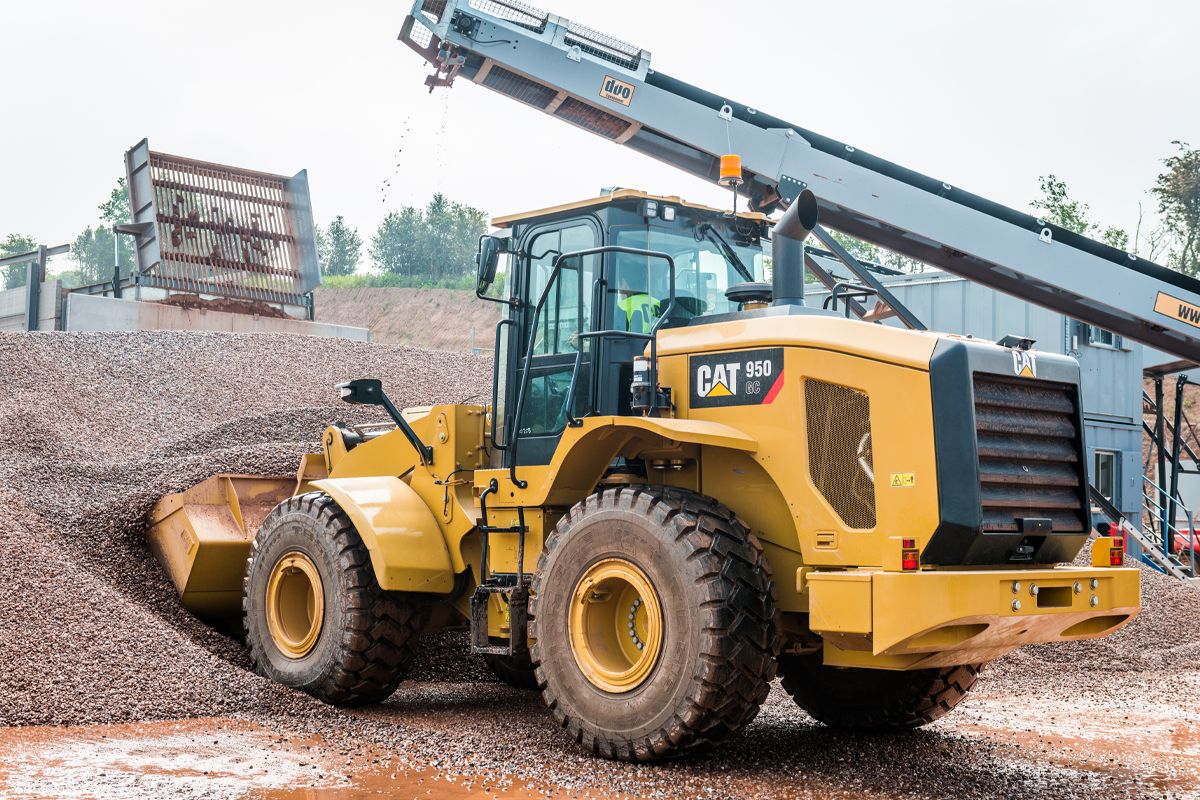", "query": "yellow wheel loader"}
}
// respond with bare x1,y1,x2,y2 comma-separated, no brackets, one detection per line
150,188,1138,760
